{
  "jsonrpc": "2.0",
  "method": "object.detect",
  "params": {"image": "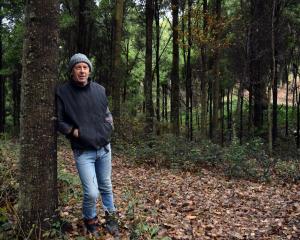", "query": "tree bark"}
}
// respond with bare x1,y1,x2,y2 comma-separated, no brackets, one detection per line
187,0,193,140
200,0,208,137
171,0,180,135
0,15,4,133
155,0,161,124
77,0,88,53
272,0,282,145
144,0,154,133
19,0,59,233
285,64,289,136
111,0,124,124
249,0,268,129
211,0,221,141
